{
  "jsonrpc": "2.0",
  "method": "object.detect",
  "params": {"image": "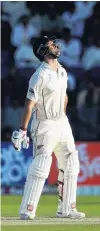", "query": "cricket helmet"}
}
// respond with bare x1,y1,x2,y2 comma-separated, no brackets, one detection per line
33,36,61,61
